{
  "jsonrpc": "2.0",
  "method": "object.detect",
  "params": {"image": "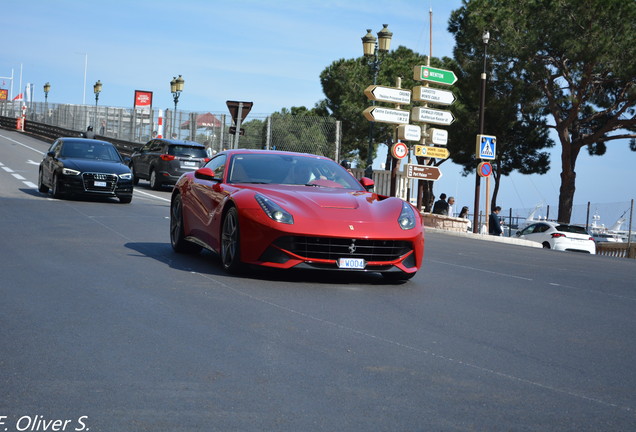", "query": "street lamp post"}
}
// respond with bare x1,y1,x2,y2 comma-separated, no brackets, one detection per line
43,82,50,123
472,31,490,234
170,75,184,138
93,80,102,130
361,24,392,179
